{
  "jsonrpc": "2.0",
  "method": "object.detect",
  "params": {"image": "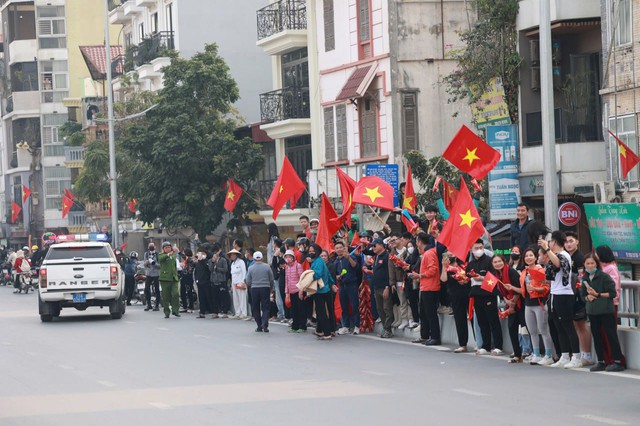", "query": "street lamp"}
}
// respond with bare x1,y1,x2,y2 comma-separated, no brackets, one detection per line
104,0,118,247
